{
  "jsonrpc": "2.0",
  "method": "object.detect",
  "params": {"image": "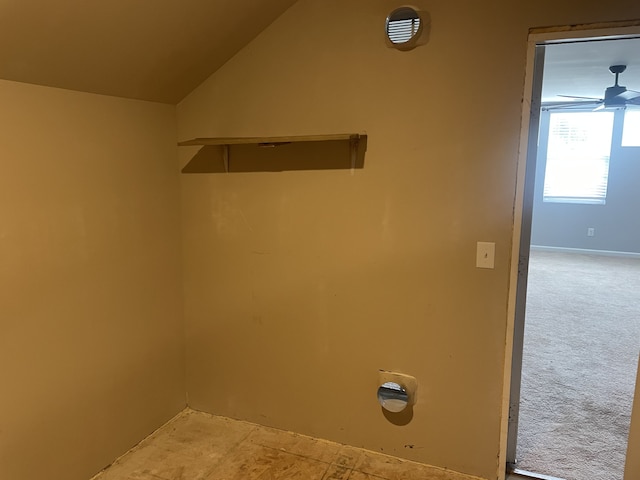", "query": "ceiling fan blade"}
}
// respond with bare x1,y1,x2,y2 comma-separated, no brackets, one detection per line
617,89,640,101
592,104,606,111
626,96,640,106
556,94,603,101
542,99,603,110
